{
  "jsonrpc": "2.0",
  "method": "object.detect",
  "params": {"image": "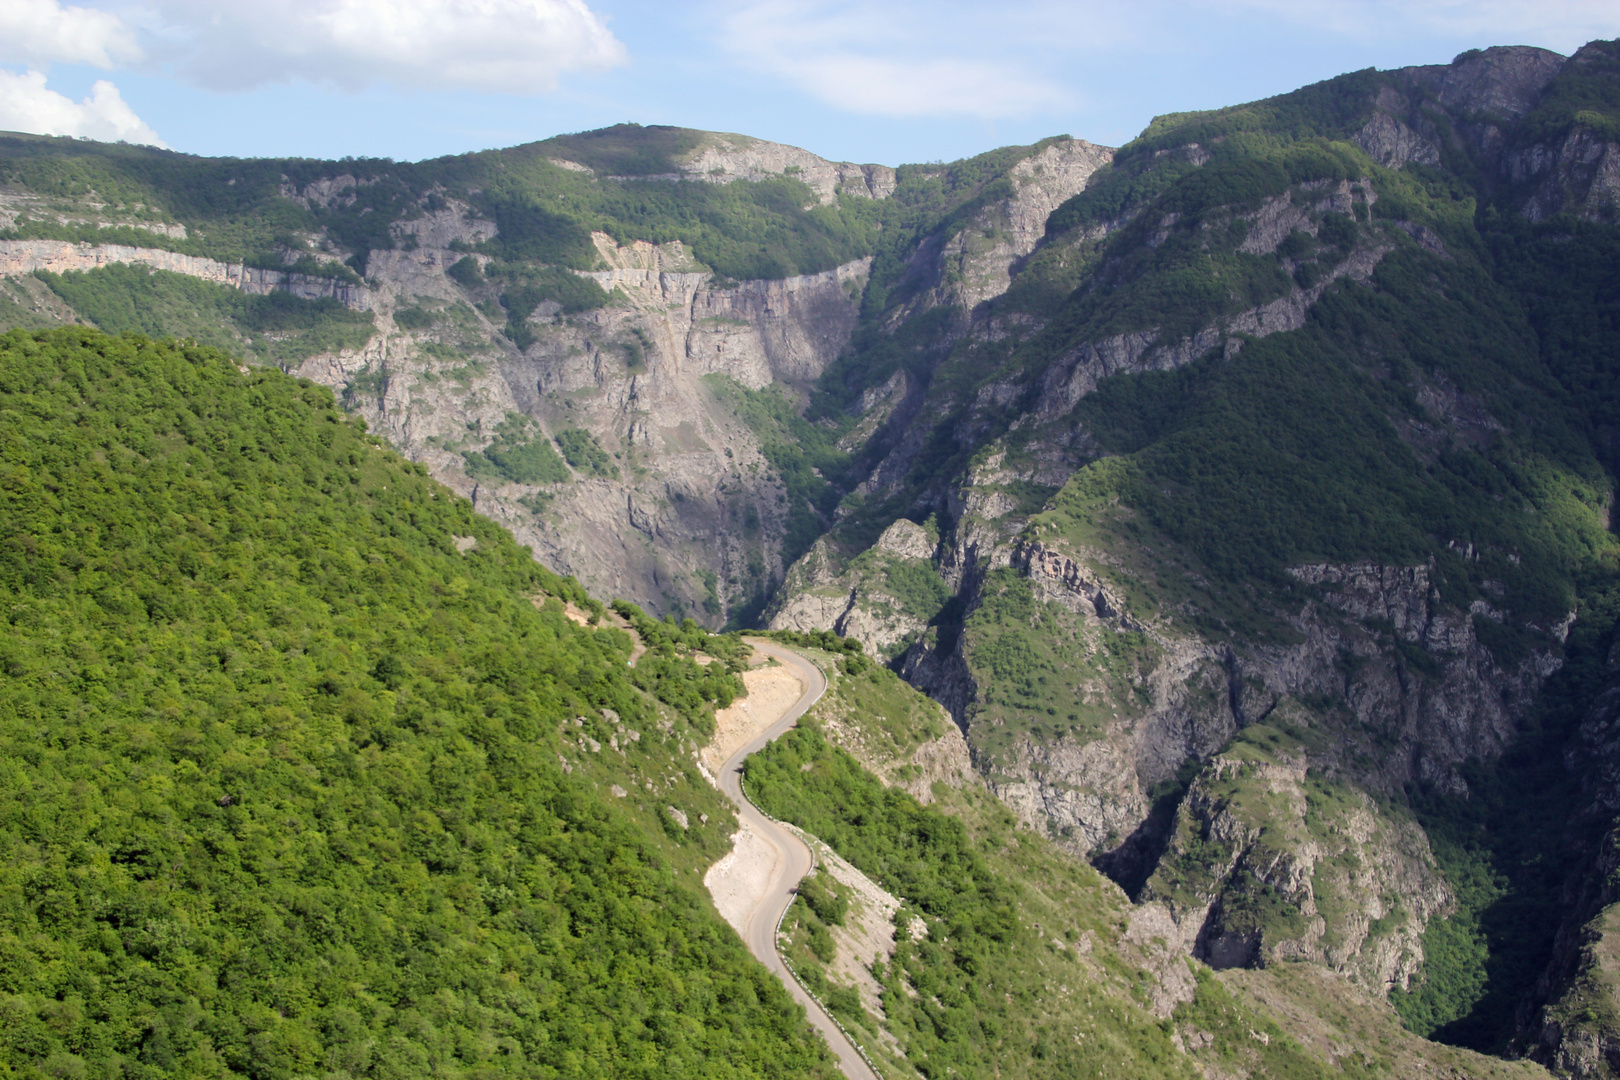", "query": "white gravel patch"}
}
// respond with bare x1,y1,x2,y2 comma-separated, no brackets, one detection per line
705,819,782,935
